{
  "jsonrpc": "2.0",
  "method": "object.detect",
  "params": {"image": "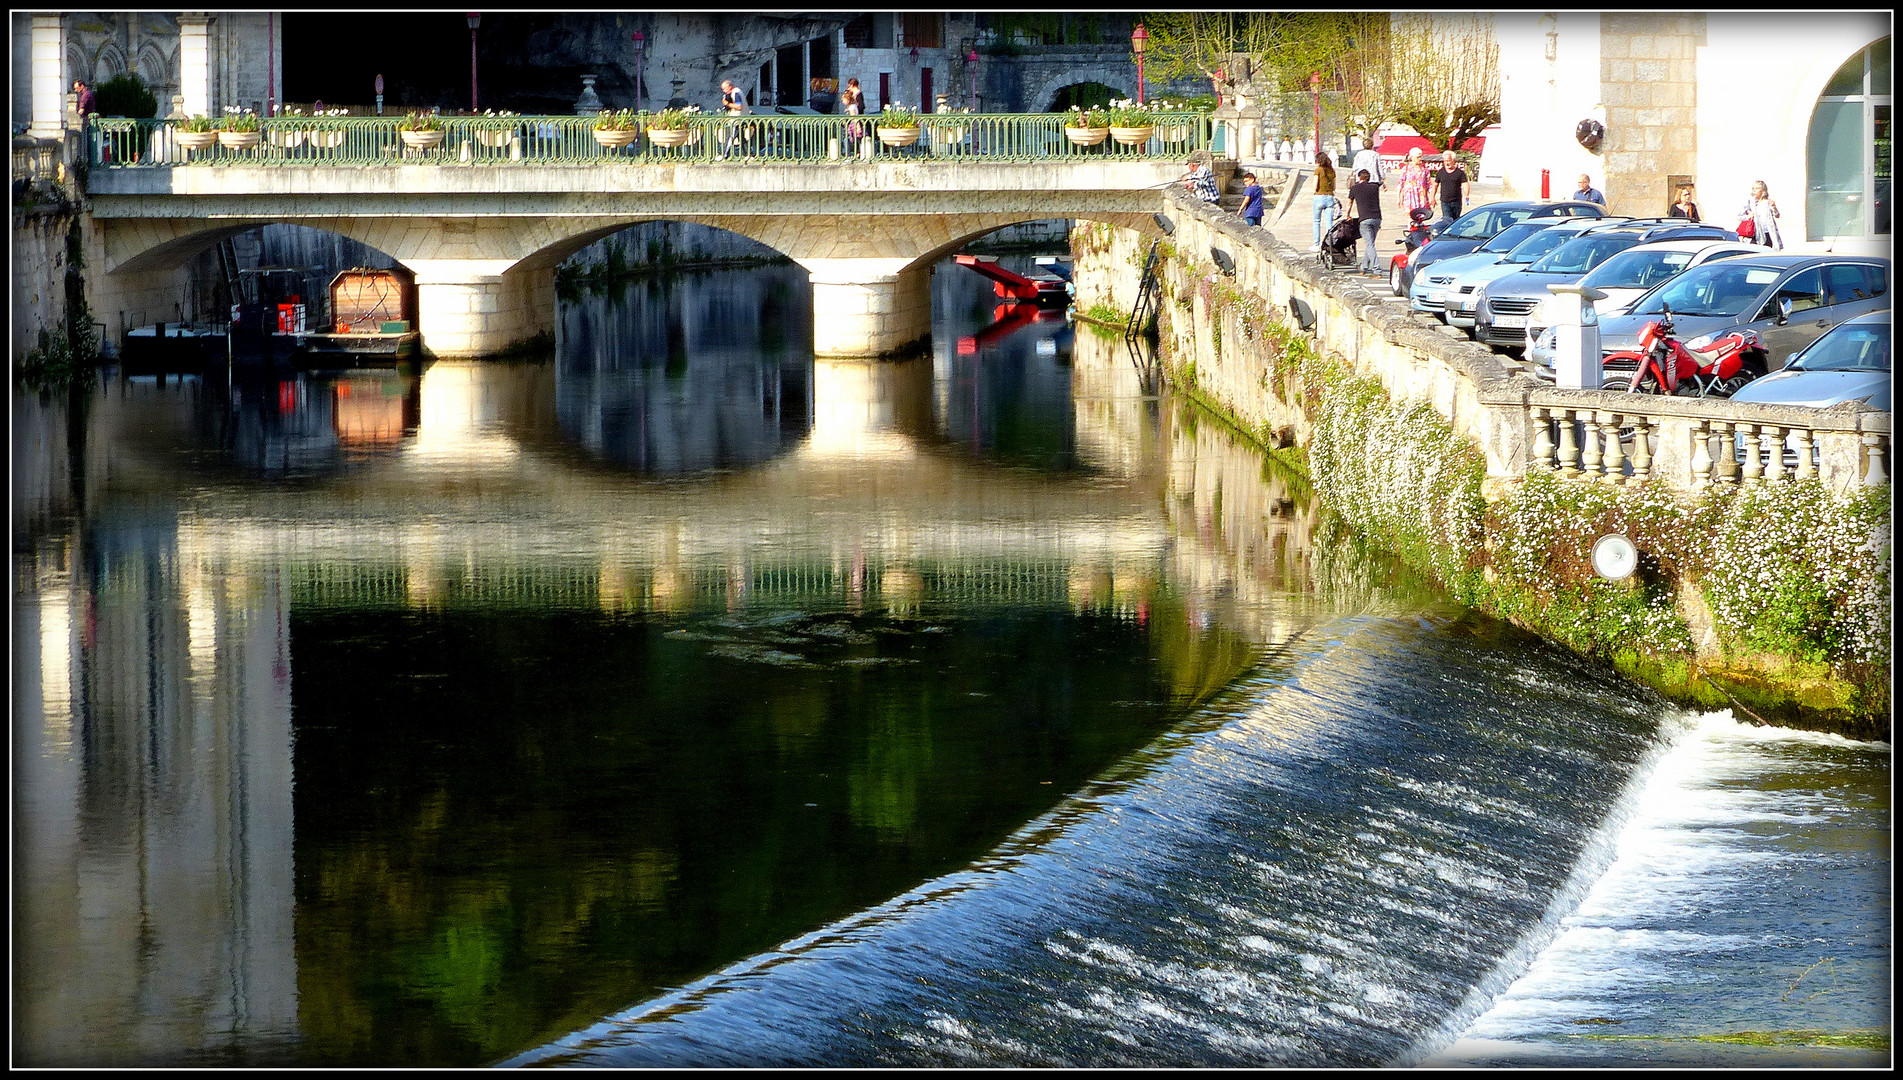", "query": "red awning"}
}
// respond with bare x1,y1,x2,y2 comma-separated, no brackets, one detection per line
1378,133,1487,156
